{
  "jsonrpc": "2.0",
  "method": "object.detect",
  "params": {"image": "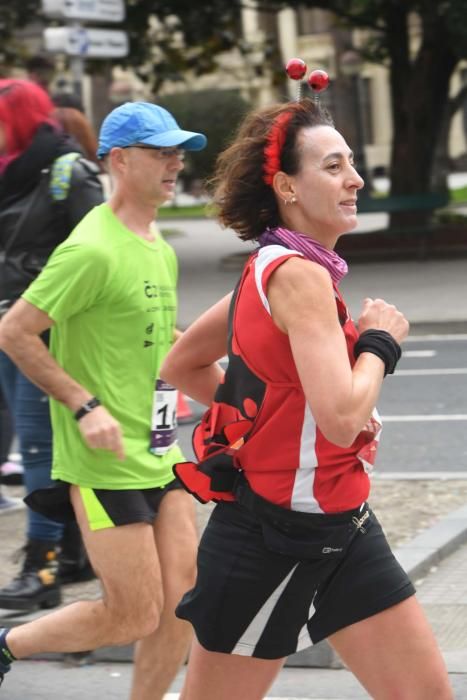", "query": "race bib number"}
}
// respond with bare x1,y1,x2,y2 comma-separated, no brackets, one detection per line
150,379,178,455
